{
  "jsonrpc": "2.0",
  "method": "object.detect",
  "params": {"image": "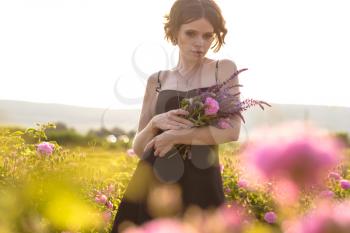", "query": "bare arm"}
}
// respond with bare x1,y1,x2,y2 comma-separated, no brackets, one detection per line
132,73,159,158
